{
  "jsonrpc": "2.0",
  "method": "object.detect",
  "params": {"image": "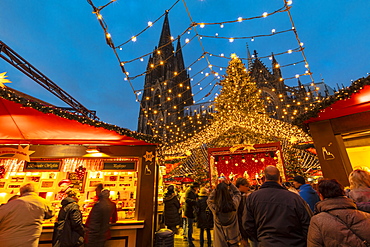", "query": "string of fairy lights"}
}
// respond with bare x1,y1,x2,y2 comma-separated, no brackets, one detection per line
86,0,320,145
